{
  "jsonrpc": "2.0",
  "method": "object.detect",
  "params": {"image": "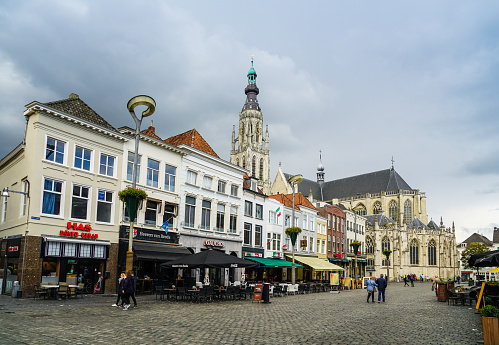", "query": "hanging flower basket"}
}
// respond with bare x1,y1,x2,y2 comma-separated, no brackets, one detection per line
285,227,302,247
119,187,147,222
383,249,392,259
350,241,361,254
